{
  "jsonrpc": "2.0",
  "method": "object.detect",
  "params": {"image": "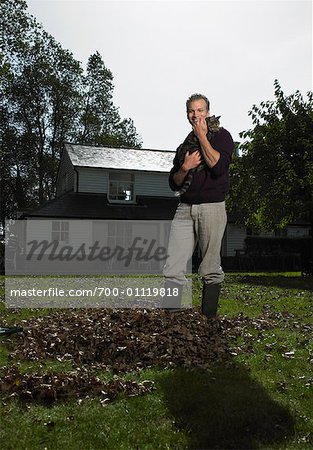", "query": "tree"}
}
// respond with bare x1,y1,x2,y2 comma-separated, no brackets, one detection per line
75,51,142,148
0,1,142,228
1,0,84,222
228,80,313,265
